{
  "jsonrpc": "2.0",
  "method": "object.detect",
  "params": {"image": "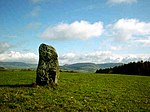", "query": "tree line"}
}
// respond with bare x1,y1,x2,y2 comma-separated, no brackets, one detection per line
96,61,150,76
